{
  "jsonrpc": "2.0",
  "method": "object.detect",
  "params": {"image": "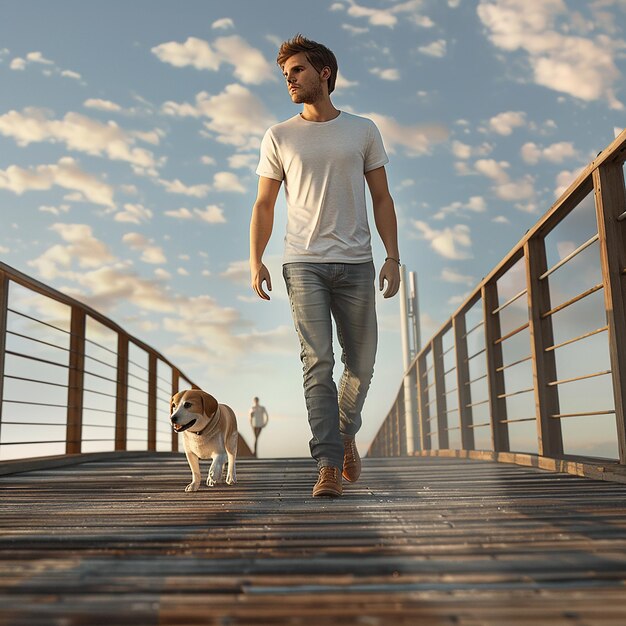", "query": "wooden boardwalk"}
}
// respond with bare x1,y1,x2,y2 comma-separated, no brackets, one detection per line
1,454,626,625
